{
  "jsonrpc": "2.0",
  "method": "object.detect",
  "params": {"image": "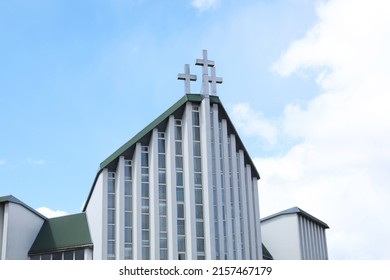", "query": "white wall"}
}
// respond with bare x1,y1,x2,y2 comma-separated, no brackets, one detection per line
3,203,45,260
0,204,4,258
261,214,301,260
85,171,106,260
